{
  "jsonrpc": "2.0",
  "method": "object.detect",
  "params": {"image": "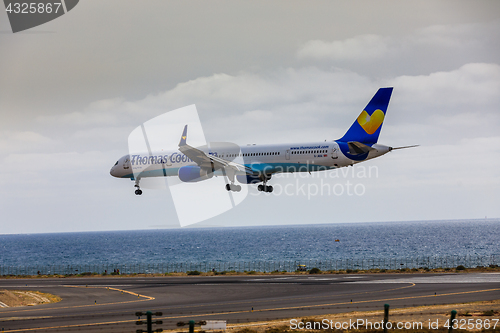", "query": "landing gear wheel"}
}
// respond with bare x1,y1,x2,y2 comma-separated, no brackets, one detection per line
258,184,273,193
226,184,242,192
134,178,142,195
